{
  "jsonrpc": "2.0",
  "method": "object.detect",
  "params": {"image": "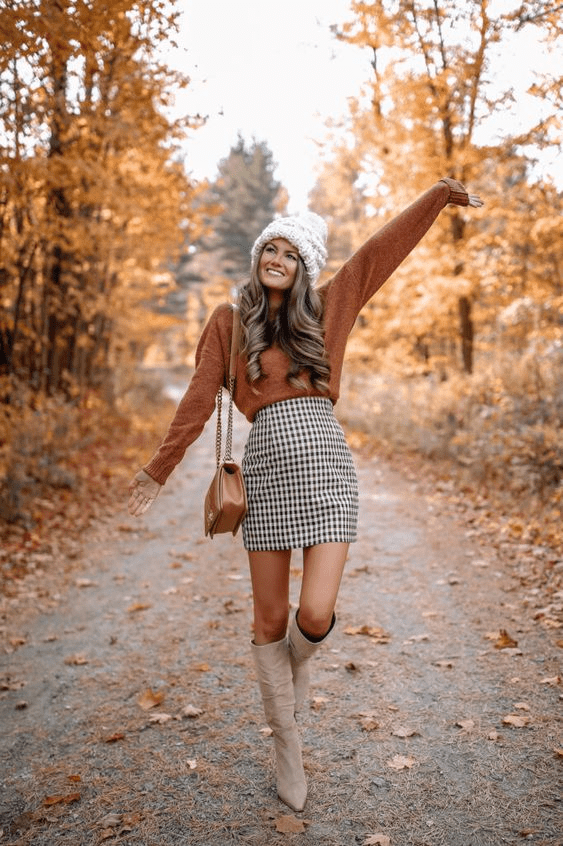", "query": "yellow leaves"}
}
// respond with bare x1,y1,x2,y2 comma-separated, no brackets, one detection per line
344,624,391,643
485,629,519,650
137,688,165,711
